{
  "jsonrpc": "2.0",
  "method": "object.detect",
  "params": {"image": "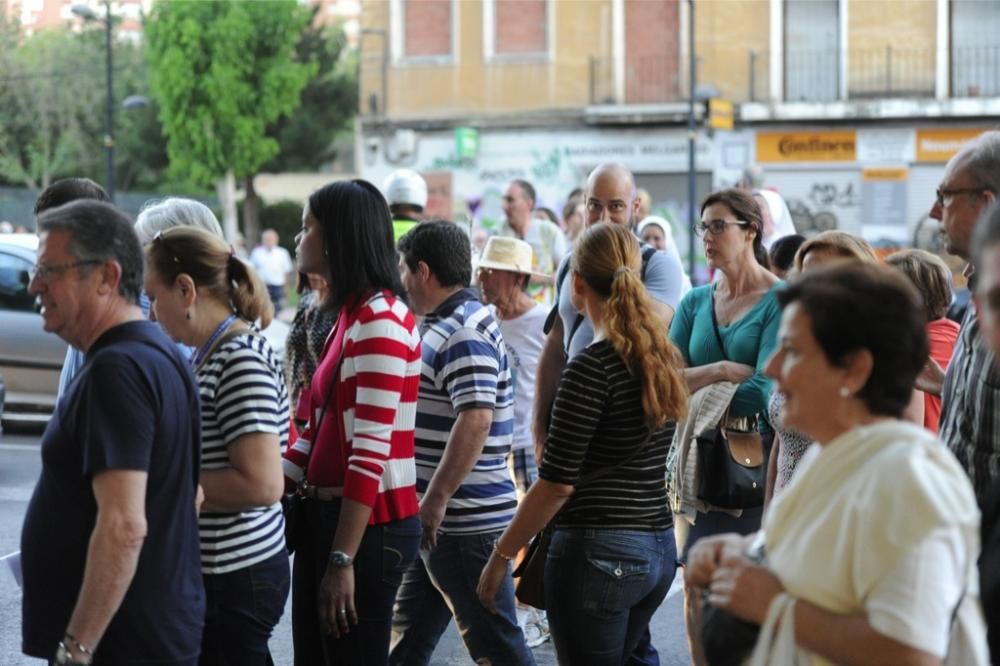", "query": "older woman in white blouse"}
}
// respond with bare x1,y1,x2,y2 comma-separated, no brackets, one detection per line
686,263,986,665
